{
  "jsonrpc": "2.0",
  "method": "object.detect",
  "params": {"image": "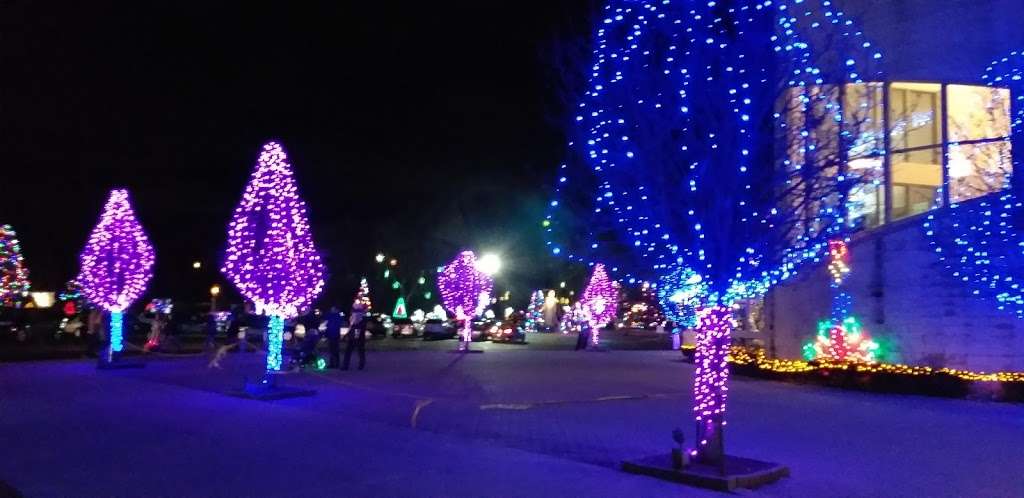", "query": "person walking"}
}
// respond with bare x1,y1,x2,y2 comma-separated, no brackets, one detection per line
323,305,344,368
343,303,368,371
